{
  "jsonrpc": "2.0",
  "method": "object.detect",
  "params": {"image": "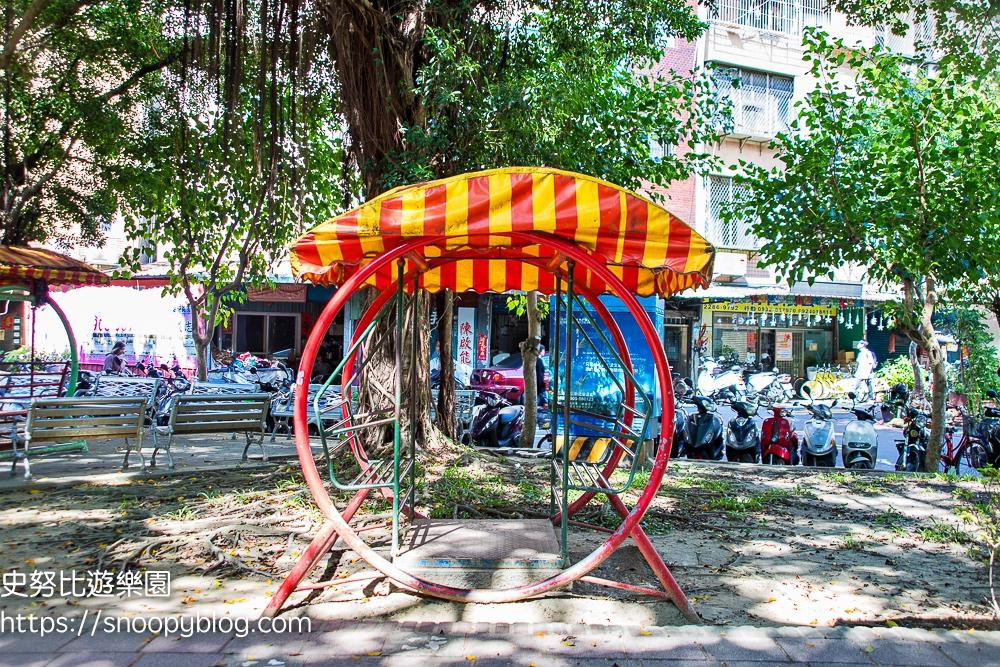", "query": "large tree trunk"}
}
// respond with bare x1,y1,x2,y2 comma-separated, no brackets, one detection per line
899,277,945,472
519,292,541,448
436,290,456,441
